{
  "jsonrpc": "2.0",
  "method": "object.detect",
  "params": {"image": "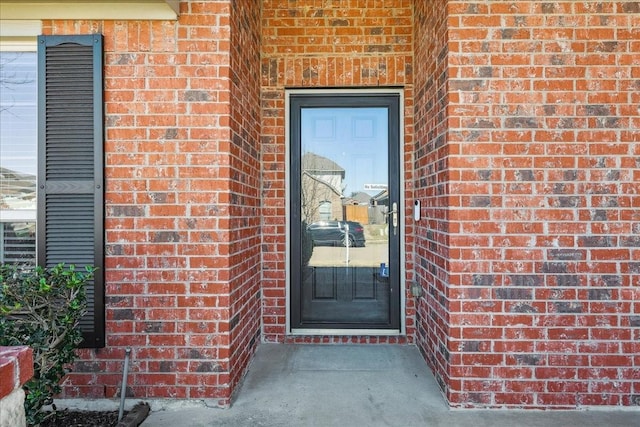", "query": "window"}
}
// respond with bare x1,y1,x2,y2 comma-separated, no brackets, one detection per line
318,200,331,221
0,51,37,265
0,34,105,347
